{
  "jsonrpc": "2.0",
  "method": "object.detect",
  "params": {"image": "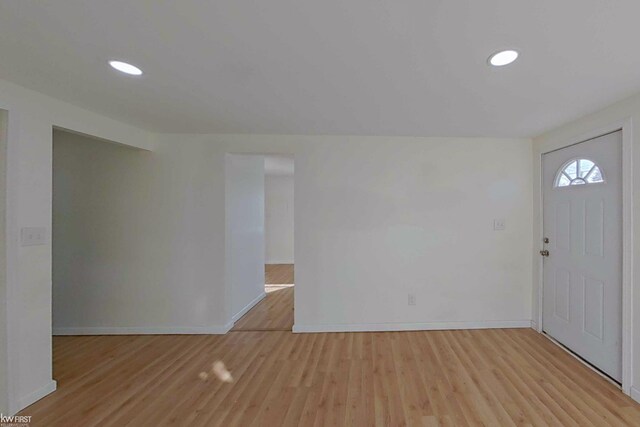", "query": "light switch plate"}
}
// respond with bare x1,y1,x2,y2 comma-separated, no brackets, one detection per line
21,227,47,246
493,219,506,231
